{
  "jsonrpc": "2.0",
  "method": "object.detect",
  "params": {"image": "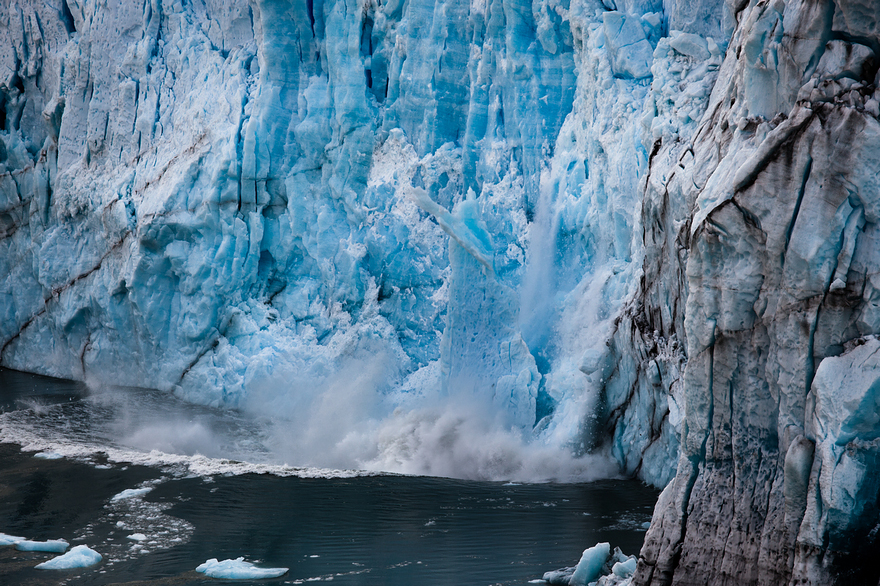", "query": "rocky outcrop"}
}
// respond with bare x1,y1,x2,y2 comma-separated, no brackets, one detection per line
634,1,880,584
